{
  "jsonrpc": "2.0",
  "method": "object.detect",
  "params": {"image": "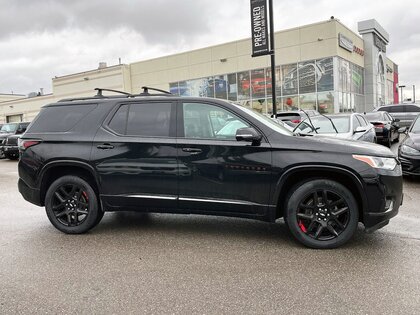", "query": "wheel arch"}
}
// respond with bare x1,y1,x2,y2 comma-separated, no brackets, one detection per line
272,165,367,223
38,160,99,206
